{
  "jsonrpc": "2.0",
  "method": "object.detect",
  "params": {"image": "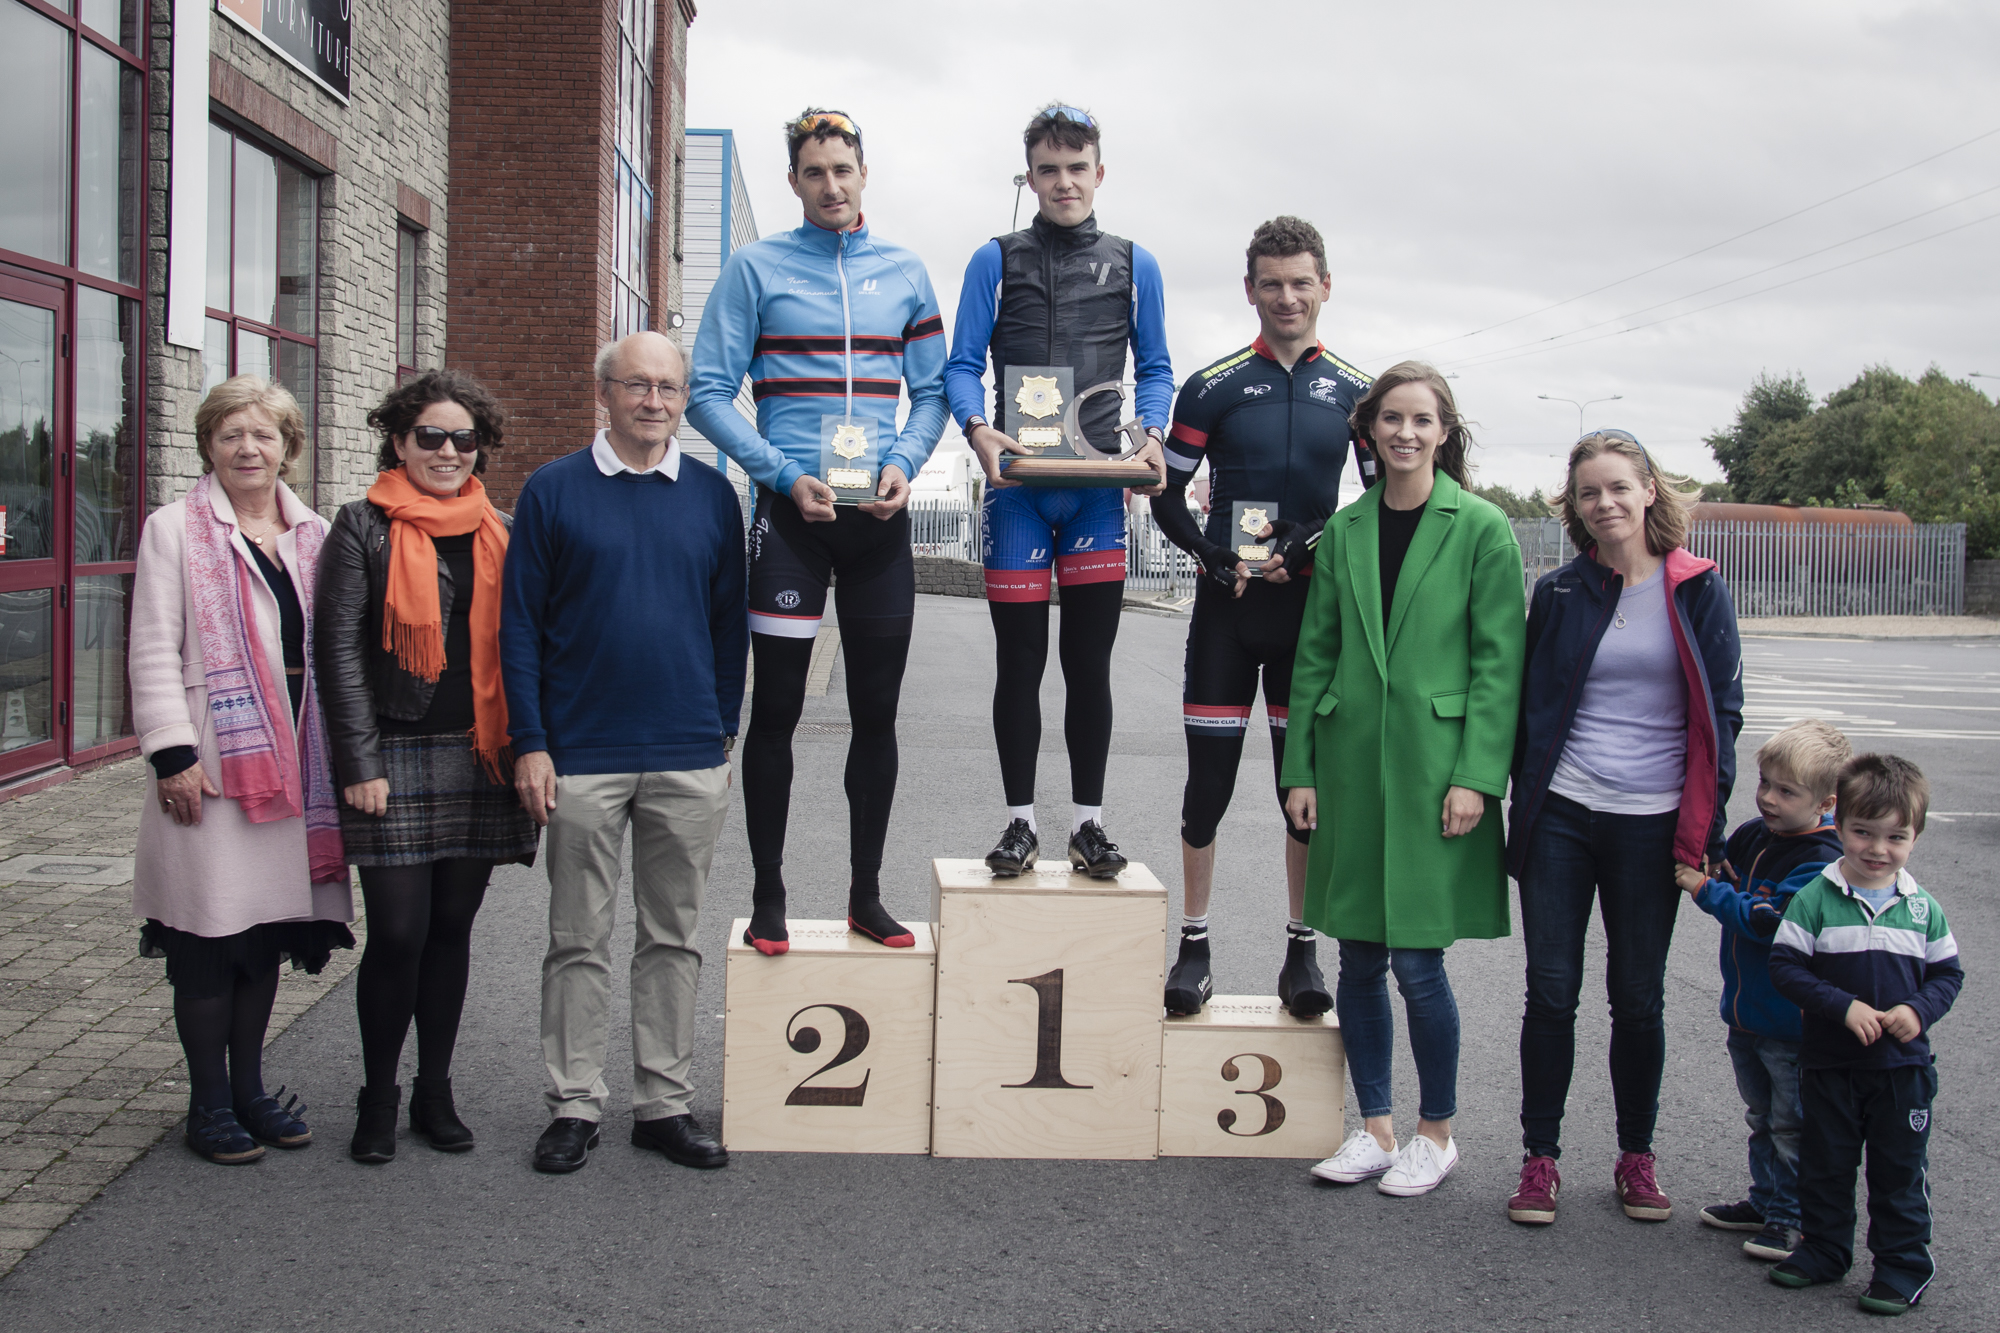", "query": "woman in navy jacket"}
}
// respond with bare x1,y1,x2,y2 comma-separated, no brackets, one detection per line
1503,430,1742,1228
